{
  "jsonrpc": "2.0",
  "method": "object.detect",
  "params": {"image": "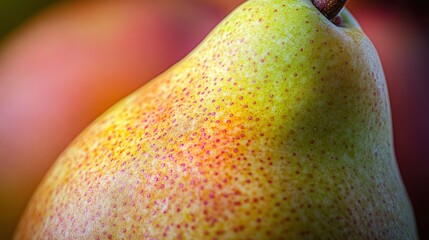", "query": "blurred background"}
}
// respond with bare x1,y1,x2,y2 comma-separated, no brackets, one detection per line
0,0,428,239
